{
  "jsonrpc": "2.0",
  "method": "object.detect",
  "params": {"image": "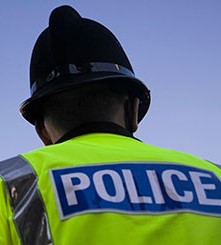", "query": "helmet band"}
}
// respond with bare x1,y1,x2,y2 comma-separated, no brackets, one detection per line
31,62,135,95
